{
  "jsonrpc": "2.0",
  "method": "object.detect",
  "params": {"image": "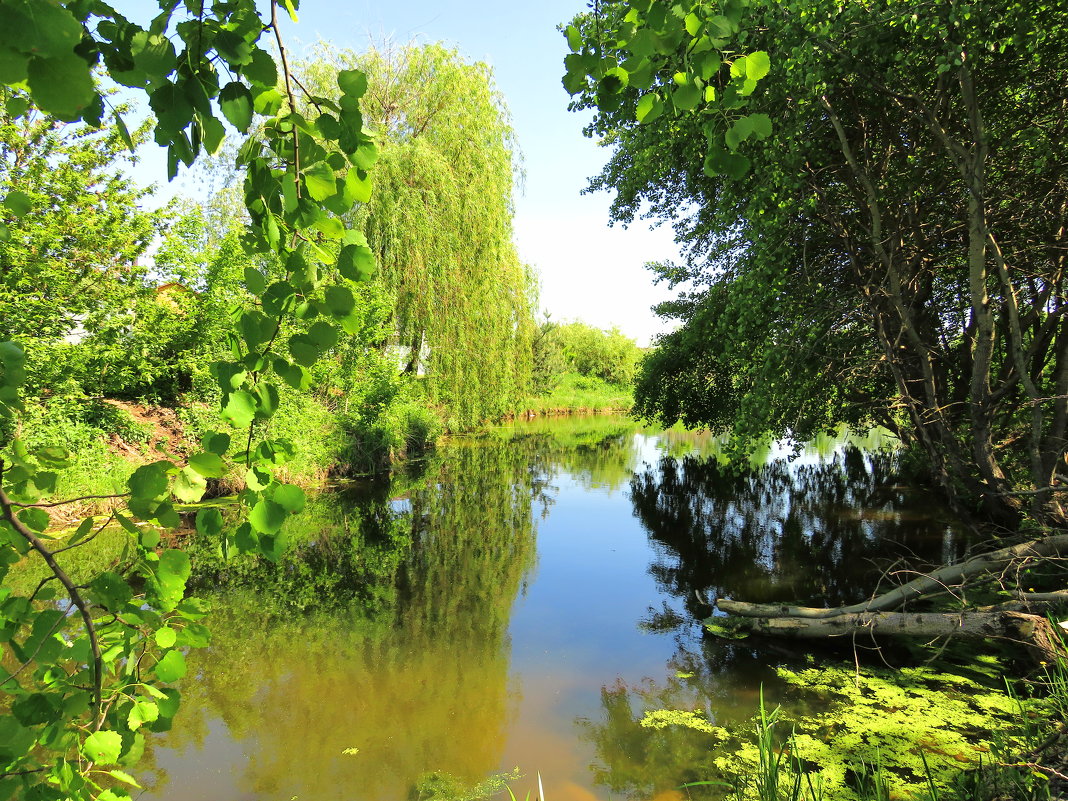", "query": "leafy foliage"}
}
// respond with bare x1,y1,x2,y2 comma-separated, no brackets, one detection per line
569,0,1068,525
302,43,535,429
0,0,381,797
